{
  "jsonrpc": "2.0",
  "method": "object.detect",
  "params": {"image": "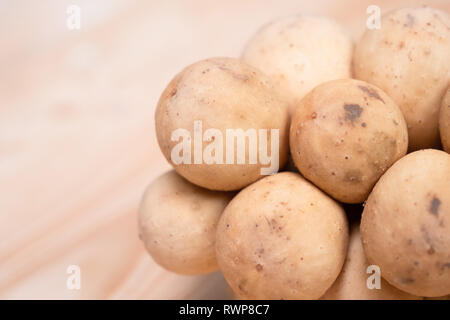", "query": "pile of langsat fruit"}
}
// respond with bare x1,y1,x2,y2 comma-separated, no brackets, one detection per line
138,6,450,300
